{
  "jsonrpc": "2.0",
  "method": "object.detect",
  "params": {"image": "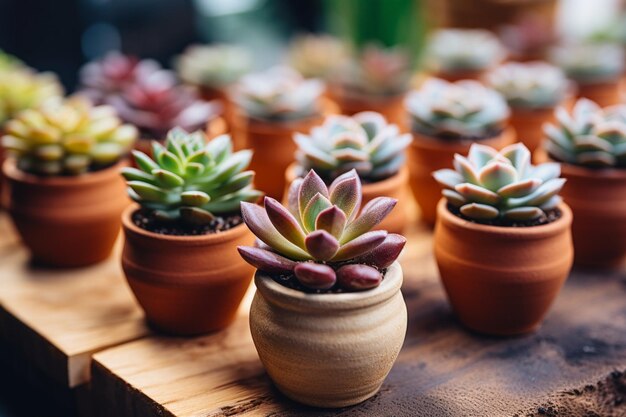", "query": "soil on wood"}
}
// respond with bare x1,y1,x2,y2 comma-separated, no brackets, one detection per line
270,265,388,294
522,369,626,417
133,209,243,236
448,204,562,228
